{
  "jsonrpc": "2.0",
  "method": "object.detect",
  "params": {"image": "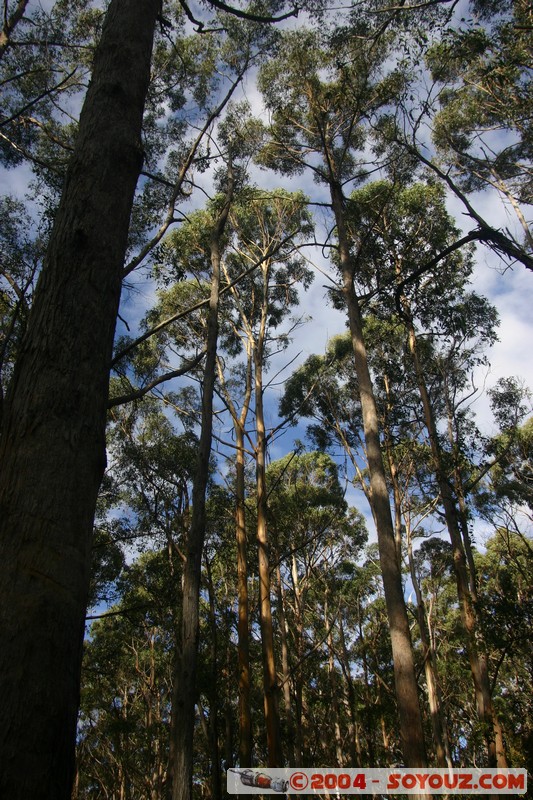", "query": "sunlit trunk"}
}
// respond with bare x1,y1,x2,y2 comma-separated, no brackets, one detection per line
330,178,427,768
